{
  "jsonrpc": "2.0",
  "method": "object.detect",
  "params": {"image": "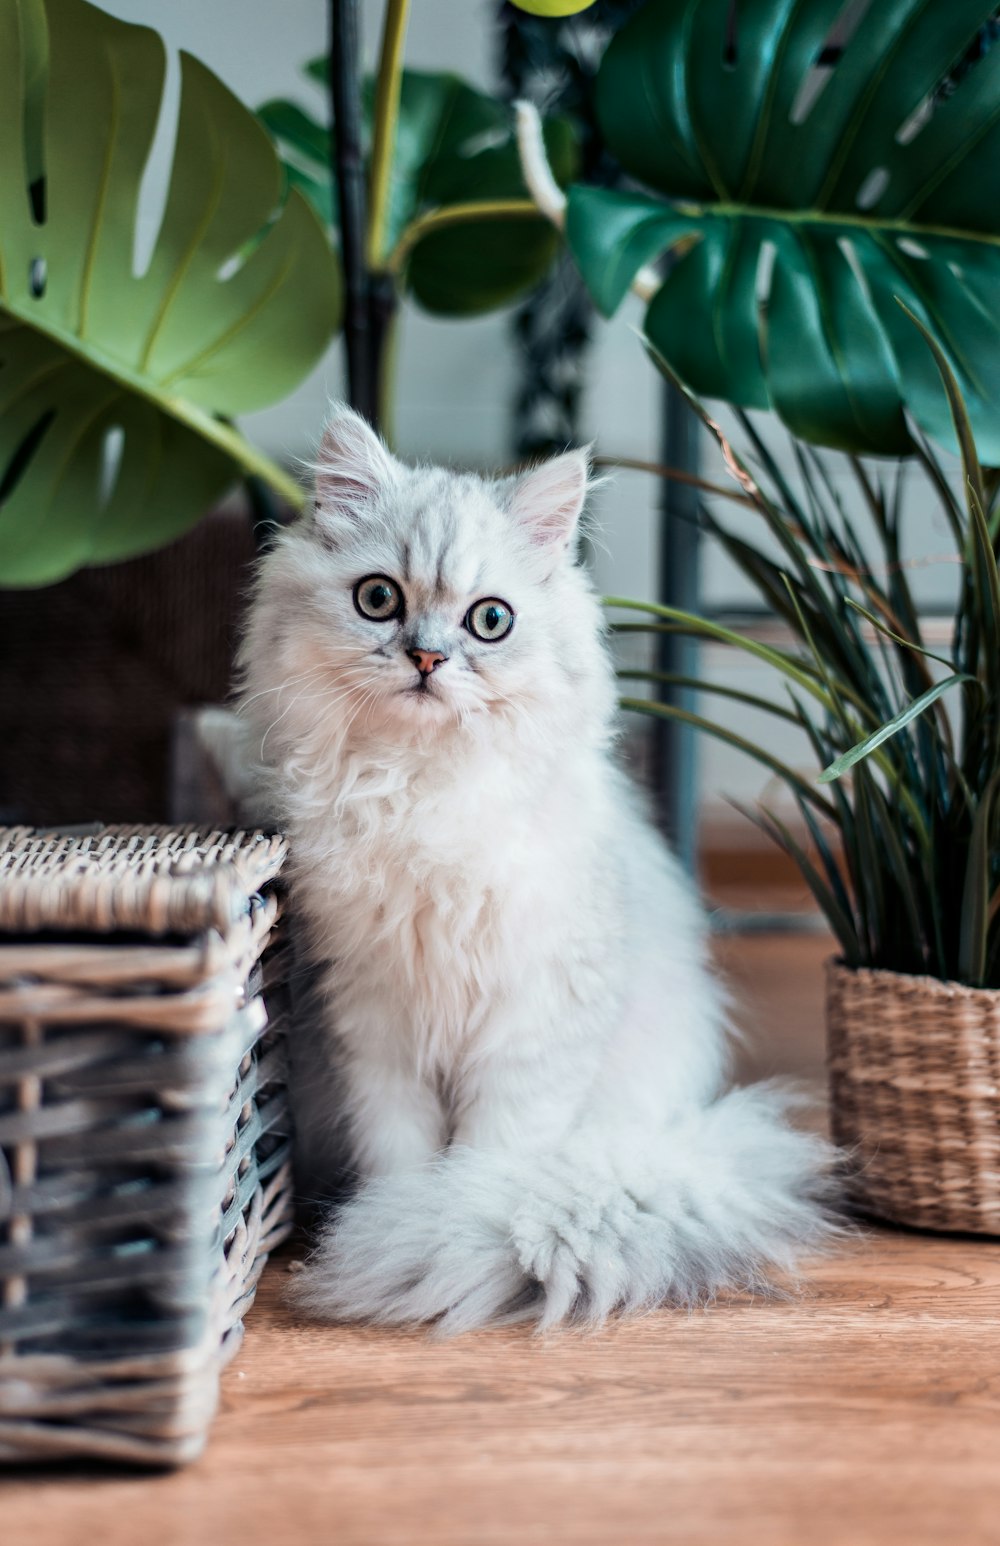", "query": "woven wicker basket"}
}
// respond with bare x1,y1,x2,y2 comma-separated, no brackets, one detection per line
827,958,1000,1234
0,825,294,1466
